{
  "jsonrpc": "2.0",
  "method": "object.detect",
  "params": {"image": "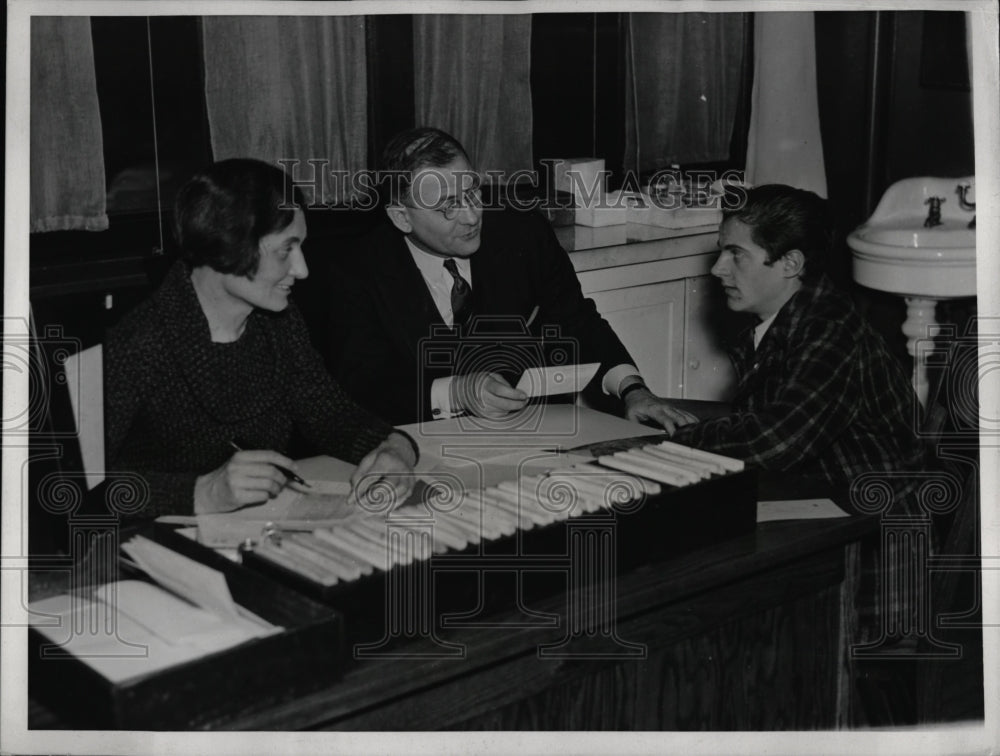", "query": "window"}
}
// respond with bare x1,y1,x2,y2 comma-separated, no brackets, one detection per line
31,12,753,277
91,17,211,219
